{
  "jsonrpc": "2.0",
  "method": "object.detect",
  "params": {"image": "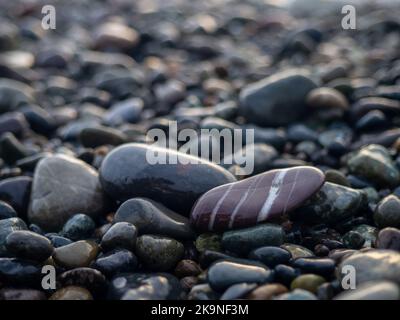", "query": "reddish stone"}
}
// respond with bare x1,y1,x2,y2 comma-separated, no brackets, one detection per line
190,166,325,231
